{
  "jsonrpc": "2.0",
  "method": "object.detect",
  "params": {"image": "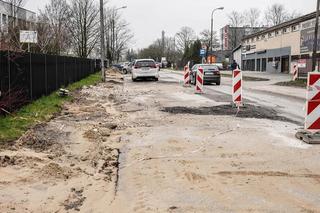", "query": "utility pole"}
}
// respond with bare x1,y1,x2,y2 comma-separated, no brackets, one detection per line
312,0,320,71
112,18,115,63
99,0,105,82
162,30,165,56
210,7,224,62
